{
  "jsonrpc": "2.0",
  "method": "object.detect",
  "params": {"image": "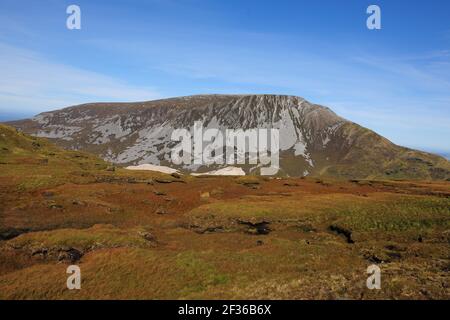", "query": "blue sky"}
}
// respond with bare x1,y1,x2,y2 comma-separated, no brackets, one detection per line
0,0,449,154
